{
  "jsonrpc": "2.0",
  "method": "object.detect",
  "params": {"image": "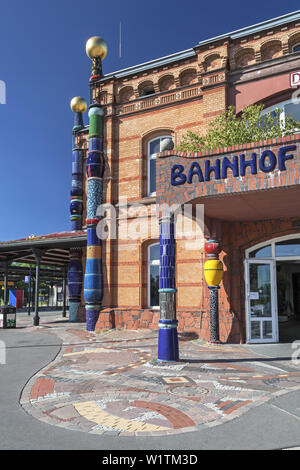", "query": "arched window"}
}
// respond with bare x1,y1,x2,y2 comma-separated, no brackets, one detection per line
292,43,300,53
148,135,173,196
261,98,300,128
139,81,155,97
246,235,300,259
179,69,197,86
148,243,160,307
